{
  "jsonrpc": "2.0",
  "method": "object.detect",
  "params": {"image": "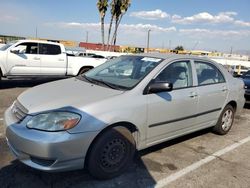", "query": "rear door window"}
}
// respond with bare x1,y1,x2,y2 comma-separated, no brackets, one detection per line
195,61,225,85
39,44,61,55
